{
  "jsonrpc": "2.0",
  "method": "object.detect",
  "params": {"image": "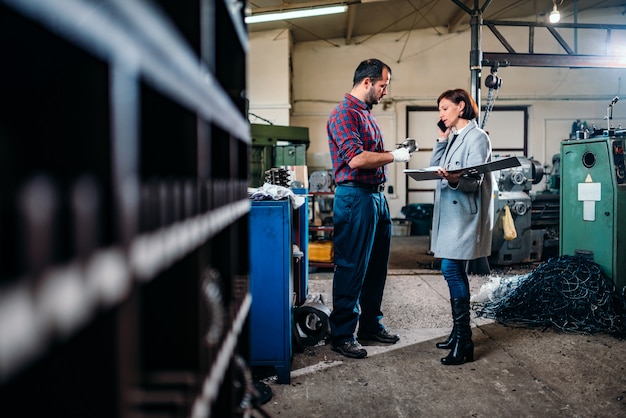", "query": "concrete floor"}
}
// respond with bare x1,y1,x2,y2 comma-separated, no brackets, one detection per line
254,236,626,417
